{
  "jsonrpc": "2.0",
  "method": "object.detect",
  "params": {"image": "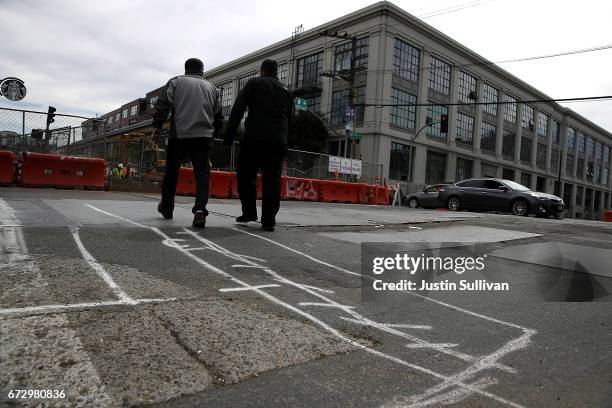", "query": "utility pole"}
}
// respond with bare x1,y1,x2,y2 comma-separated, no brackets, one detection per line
320,29,359,159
